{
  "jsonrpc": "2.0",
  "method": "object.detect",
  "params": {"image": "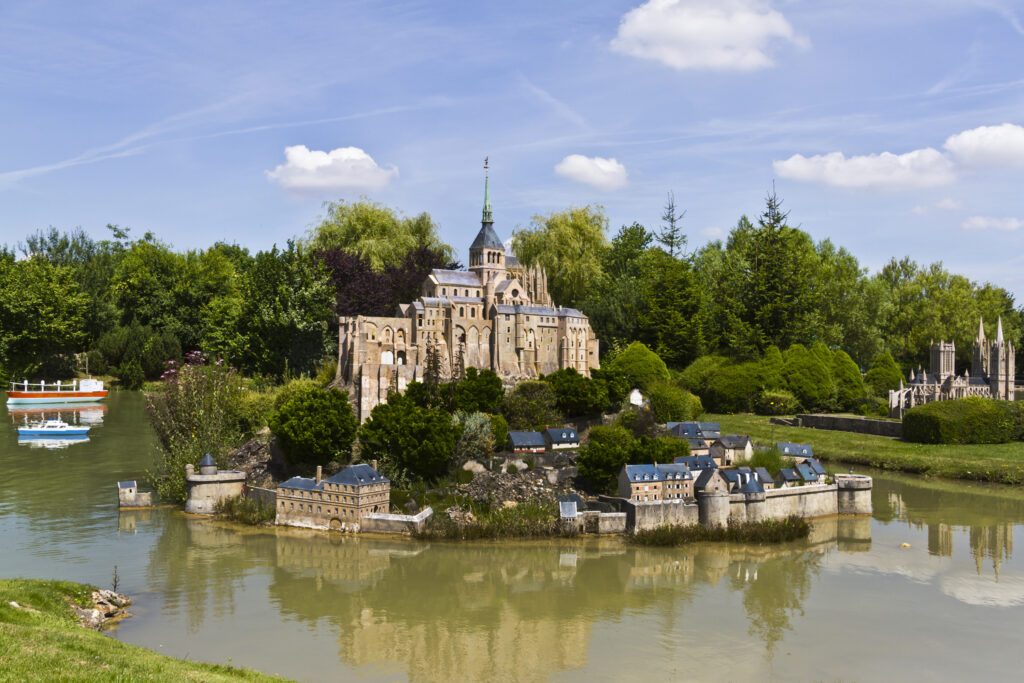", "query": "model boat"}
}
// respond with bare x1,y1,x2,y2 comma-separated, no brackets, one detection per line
6,379,108,405
17,419,91,437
